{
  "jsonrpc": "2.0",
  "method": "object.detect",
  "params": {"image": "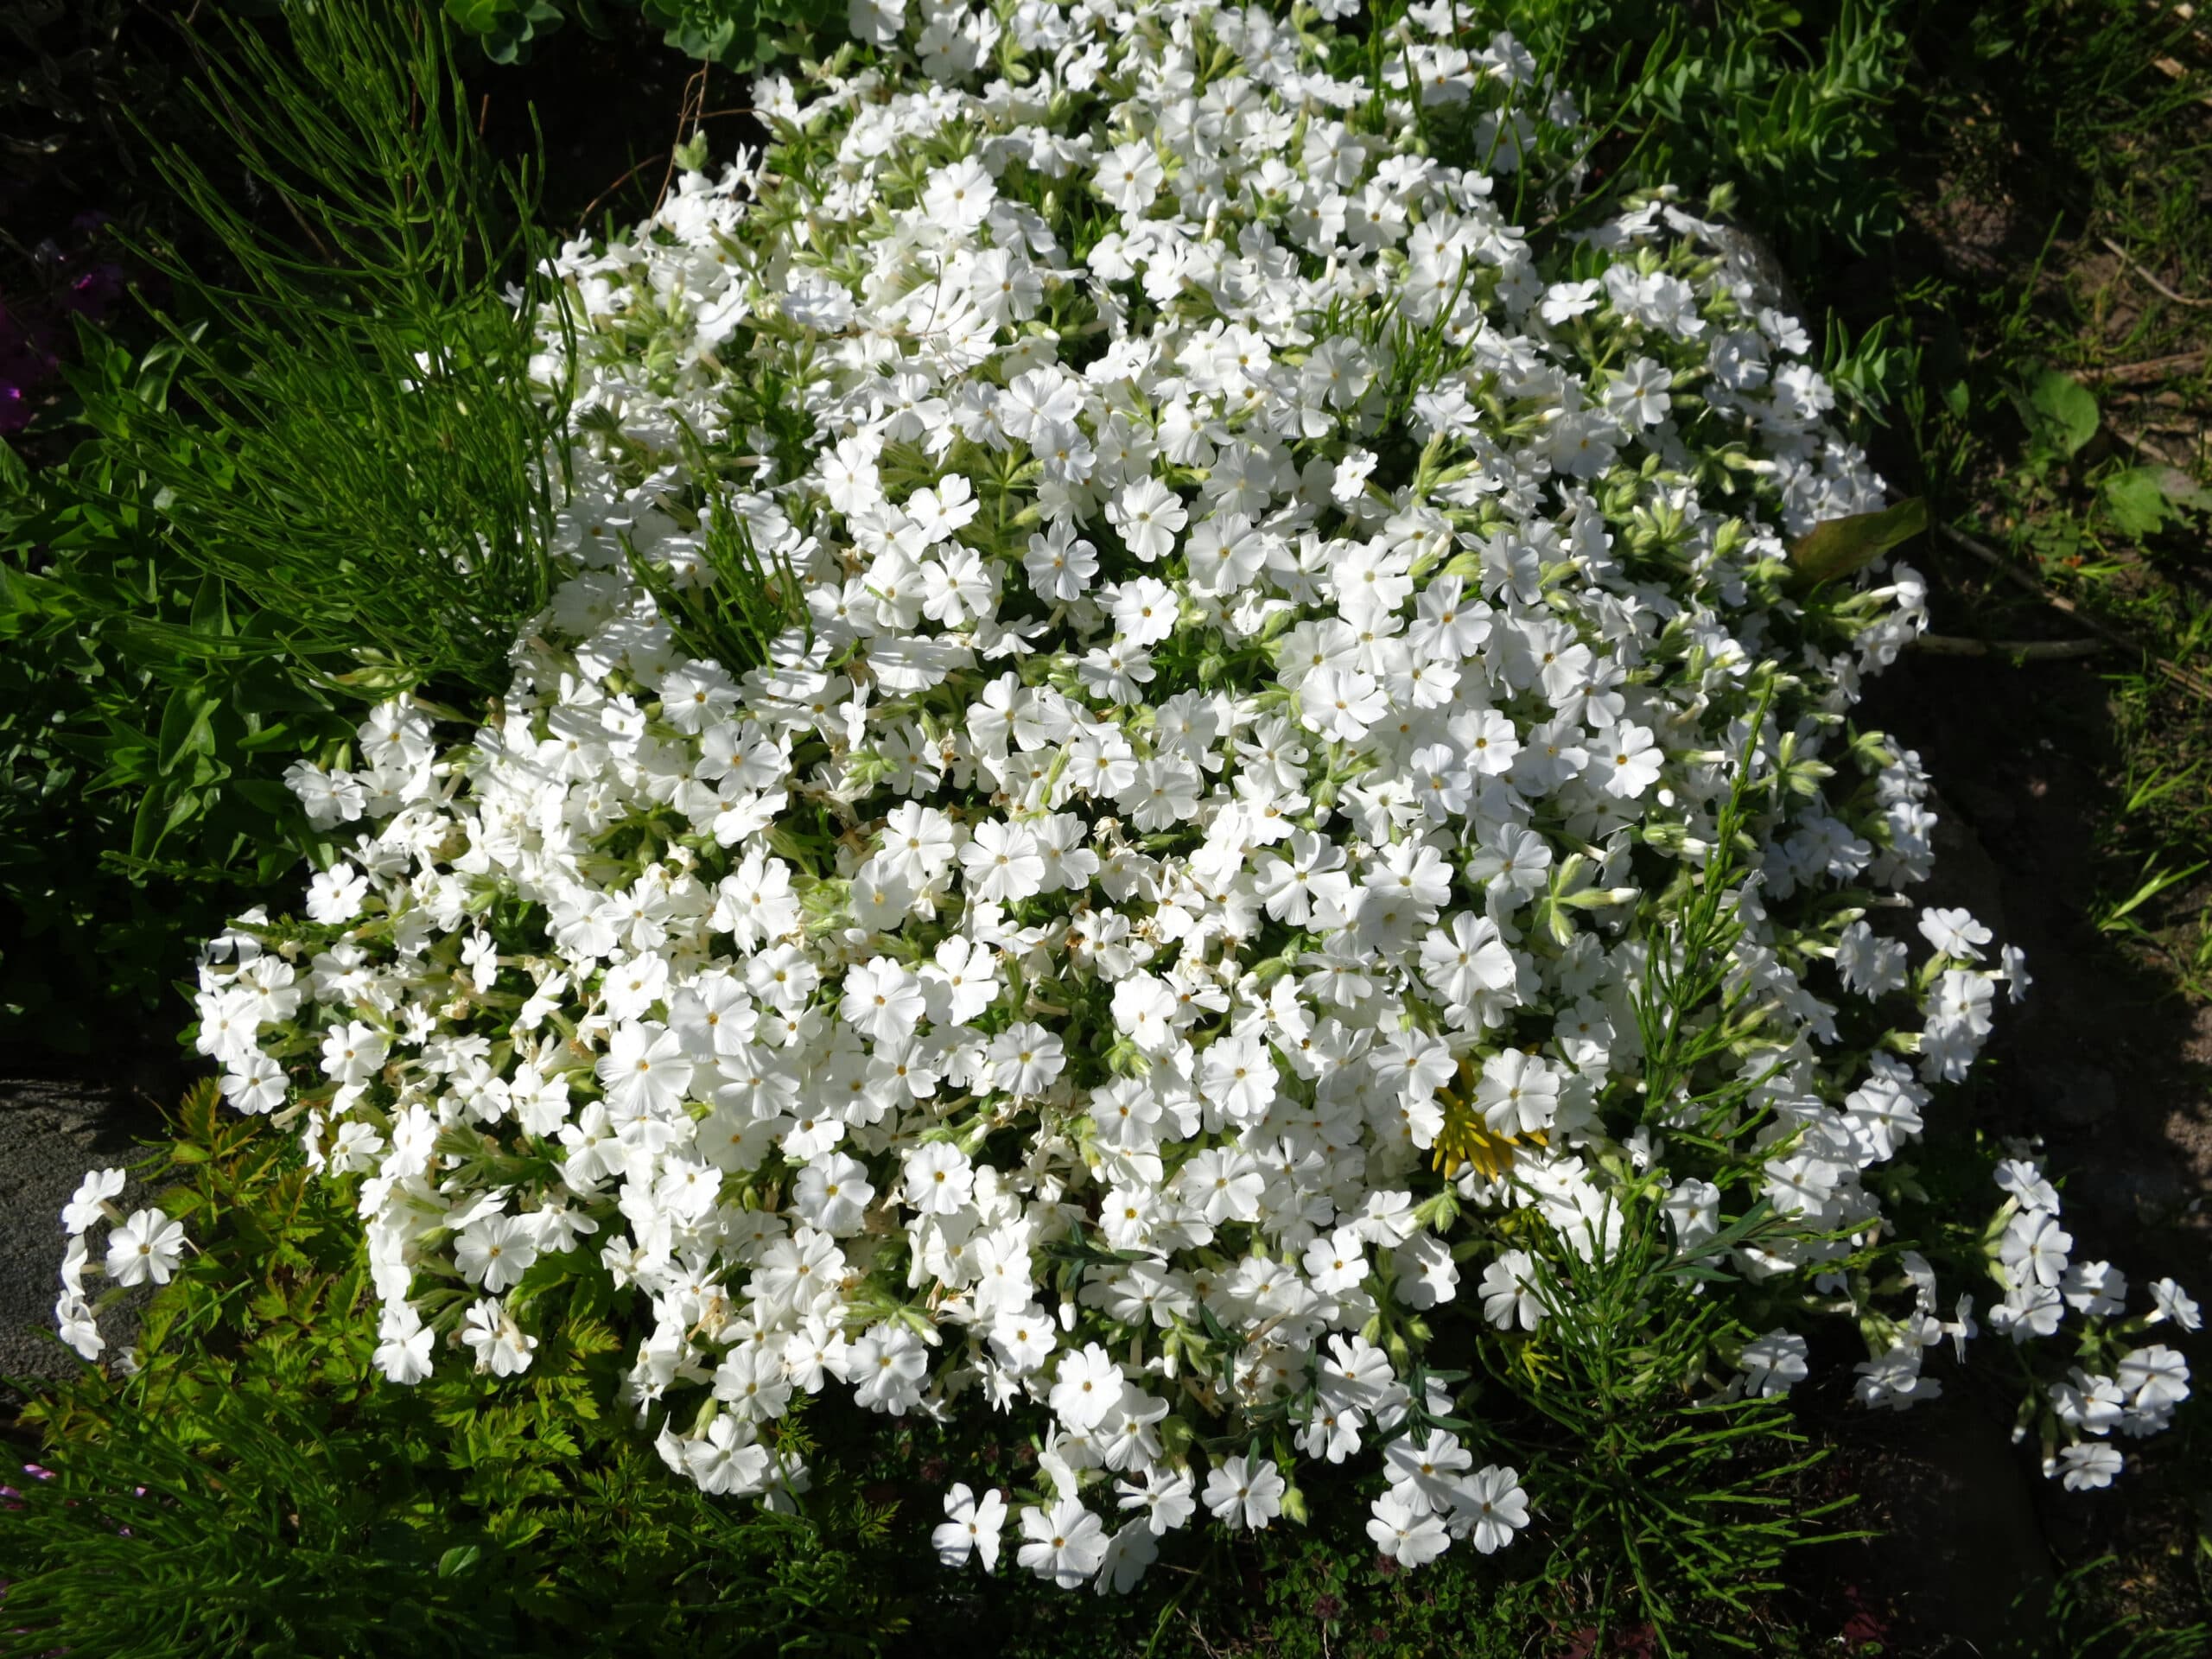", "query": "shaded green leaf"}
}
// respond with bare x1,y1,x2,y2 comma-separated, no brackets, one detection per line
2103,465,2212,538
1786,496,1928,588
2026,368,2099,458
